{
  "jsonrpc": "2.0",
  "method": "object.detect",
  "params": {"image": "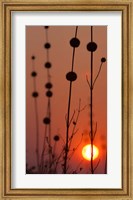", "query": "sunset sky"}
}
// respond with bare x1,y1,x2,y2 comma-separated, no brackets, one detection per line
26,26,107,174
